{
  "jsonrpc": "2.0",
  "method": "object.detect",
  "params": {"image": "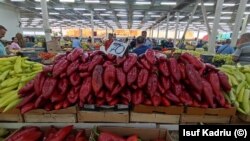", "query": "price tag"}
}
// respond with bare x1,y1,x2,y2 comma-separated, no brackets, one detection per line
107,41,128,57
